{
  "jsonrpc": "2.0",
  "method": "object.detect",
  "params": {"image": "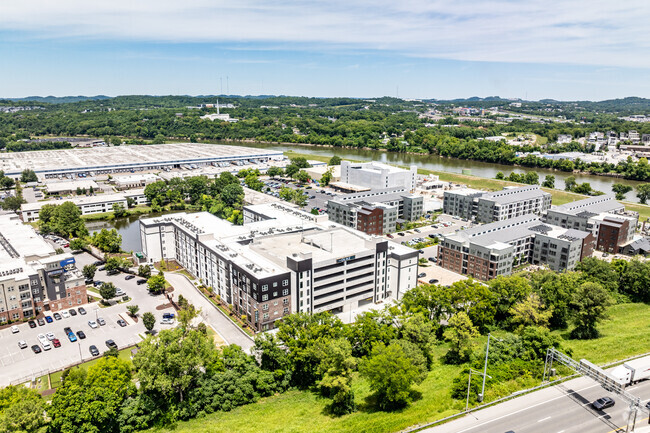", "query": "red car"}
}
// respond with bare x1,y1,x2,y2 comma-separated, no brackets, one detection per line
63,243,70,248
52,338,61,348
